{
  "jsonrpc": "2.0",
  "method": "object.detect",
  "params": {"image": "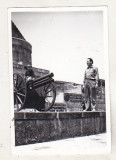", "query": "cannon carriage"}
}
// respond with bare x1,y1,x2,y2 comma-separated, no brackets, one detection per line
13,72,56,112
